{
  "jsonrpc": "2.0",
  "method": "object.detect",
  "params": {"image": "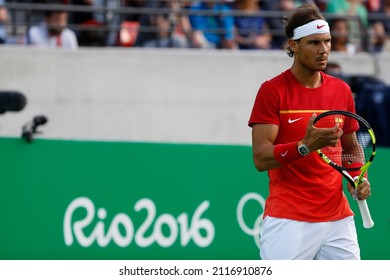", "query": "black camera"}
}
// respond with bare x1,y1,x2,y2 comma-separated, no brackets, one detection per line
22,115,49,143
